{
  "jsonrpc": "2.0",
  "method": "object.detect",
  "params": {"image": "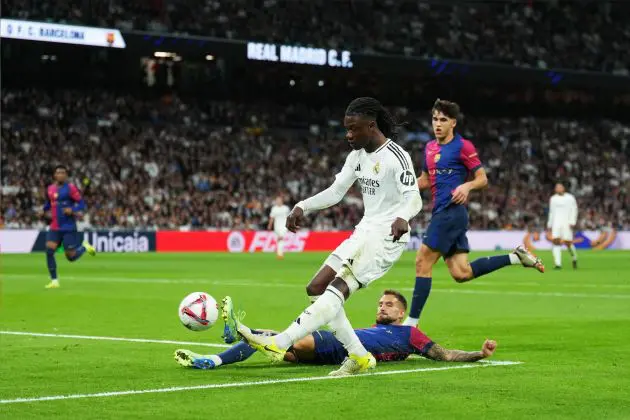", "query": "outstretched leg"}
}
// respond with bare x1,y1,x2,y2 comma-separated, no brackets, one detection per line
324,275,376,376
174,342,256,369
446,245,543,283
